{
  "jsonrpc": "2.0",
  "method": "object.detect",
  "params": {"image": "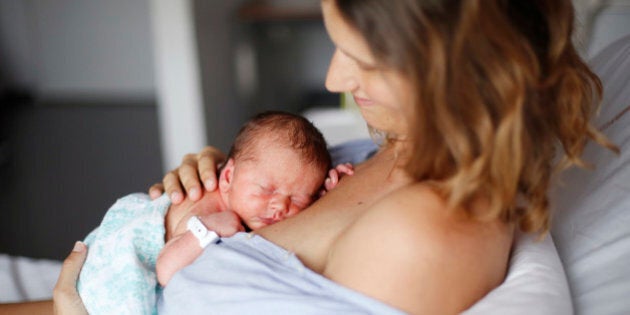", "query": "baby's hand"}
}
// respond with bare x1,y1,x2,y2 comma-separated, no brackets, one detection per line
198,211,245,237
321,163,354,196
